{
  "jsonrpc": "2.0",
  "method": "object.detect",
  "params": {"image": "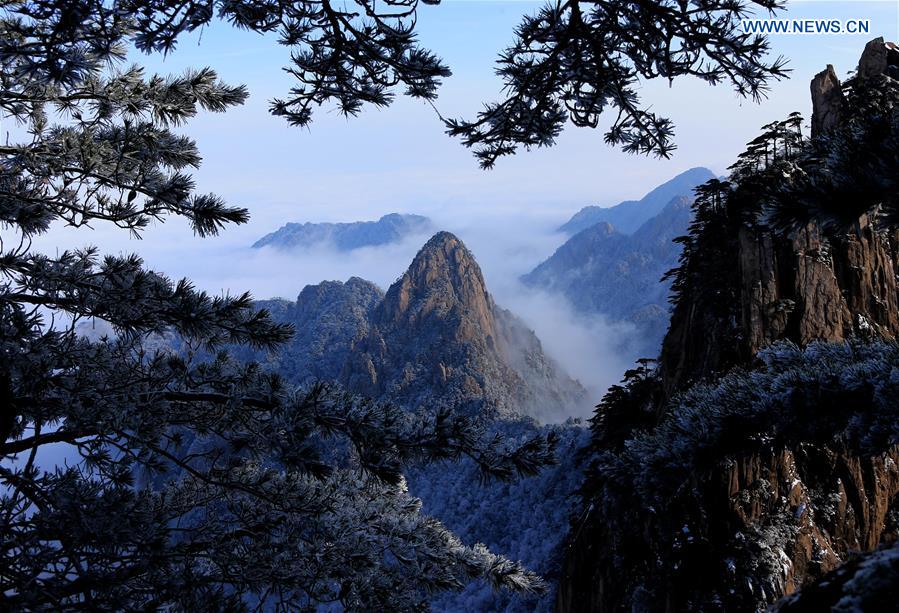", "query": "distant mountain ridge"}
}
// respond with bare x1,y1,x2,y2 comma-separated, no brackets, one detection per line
525,195,694,357
252,213,432,251
558,167,713,235
254,231,586,420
